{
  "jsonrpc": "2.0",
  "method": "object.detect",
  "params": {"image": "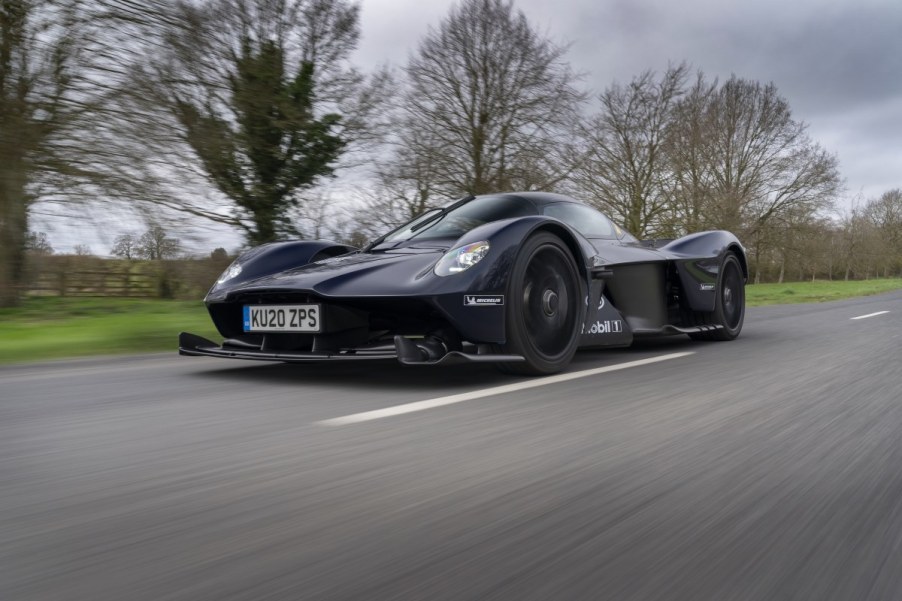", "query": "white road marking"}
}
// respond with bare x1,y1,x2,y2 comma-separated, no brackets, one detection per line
851,311,890,320
318,352,695,426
